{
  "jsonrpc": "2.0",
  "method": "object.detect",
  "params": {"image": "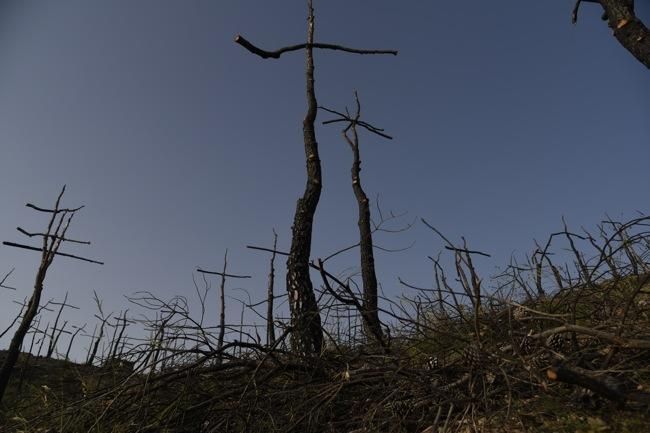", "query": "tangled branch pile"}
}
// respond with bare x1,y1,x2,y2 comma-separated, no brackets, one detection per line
1,215,649,433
